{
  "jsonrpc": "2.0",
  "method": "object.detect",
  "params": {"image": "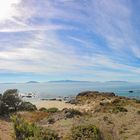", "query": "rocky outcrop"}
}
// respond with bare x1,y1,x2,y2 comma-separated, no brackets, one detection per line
77,90,115,97
76,91,116,105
